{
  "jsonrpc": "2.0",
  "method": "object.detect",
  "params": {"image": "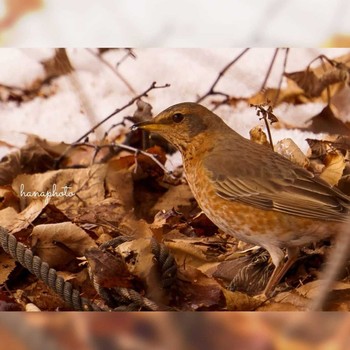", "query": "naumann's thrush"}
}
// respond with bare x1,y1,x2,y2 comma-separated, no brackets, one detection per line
133,102,350,295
